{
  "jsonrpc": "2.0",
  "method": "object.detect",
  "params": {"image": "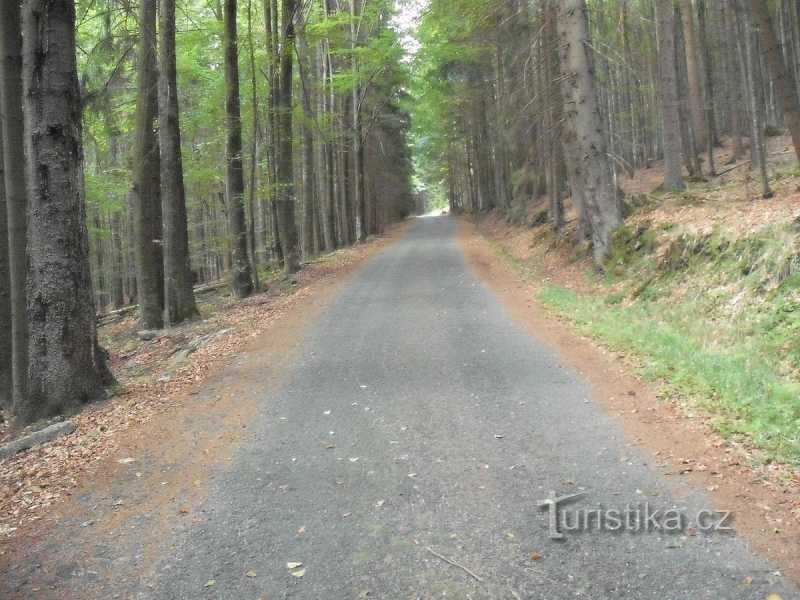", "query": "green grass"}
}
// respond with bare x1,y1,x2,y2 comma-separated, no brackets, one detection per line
537,284,800,464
